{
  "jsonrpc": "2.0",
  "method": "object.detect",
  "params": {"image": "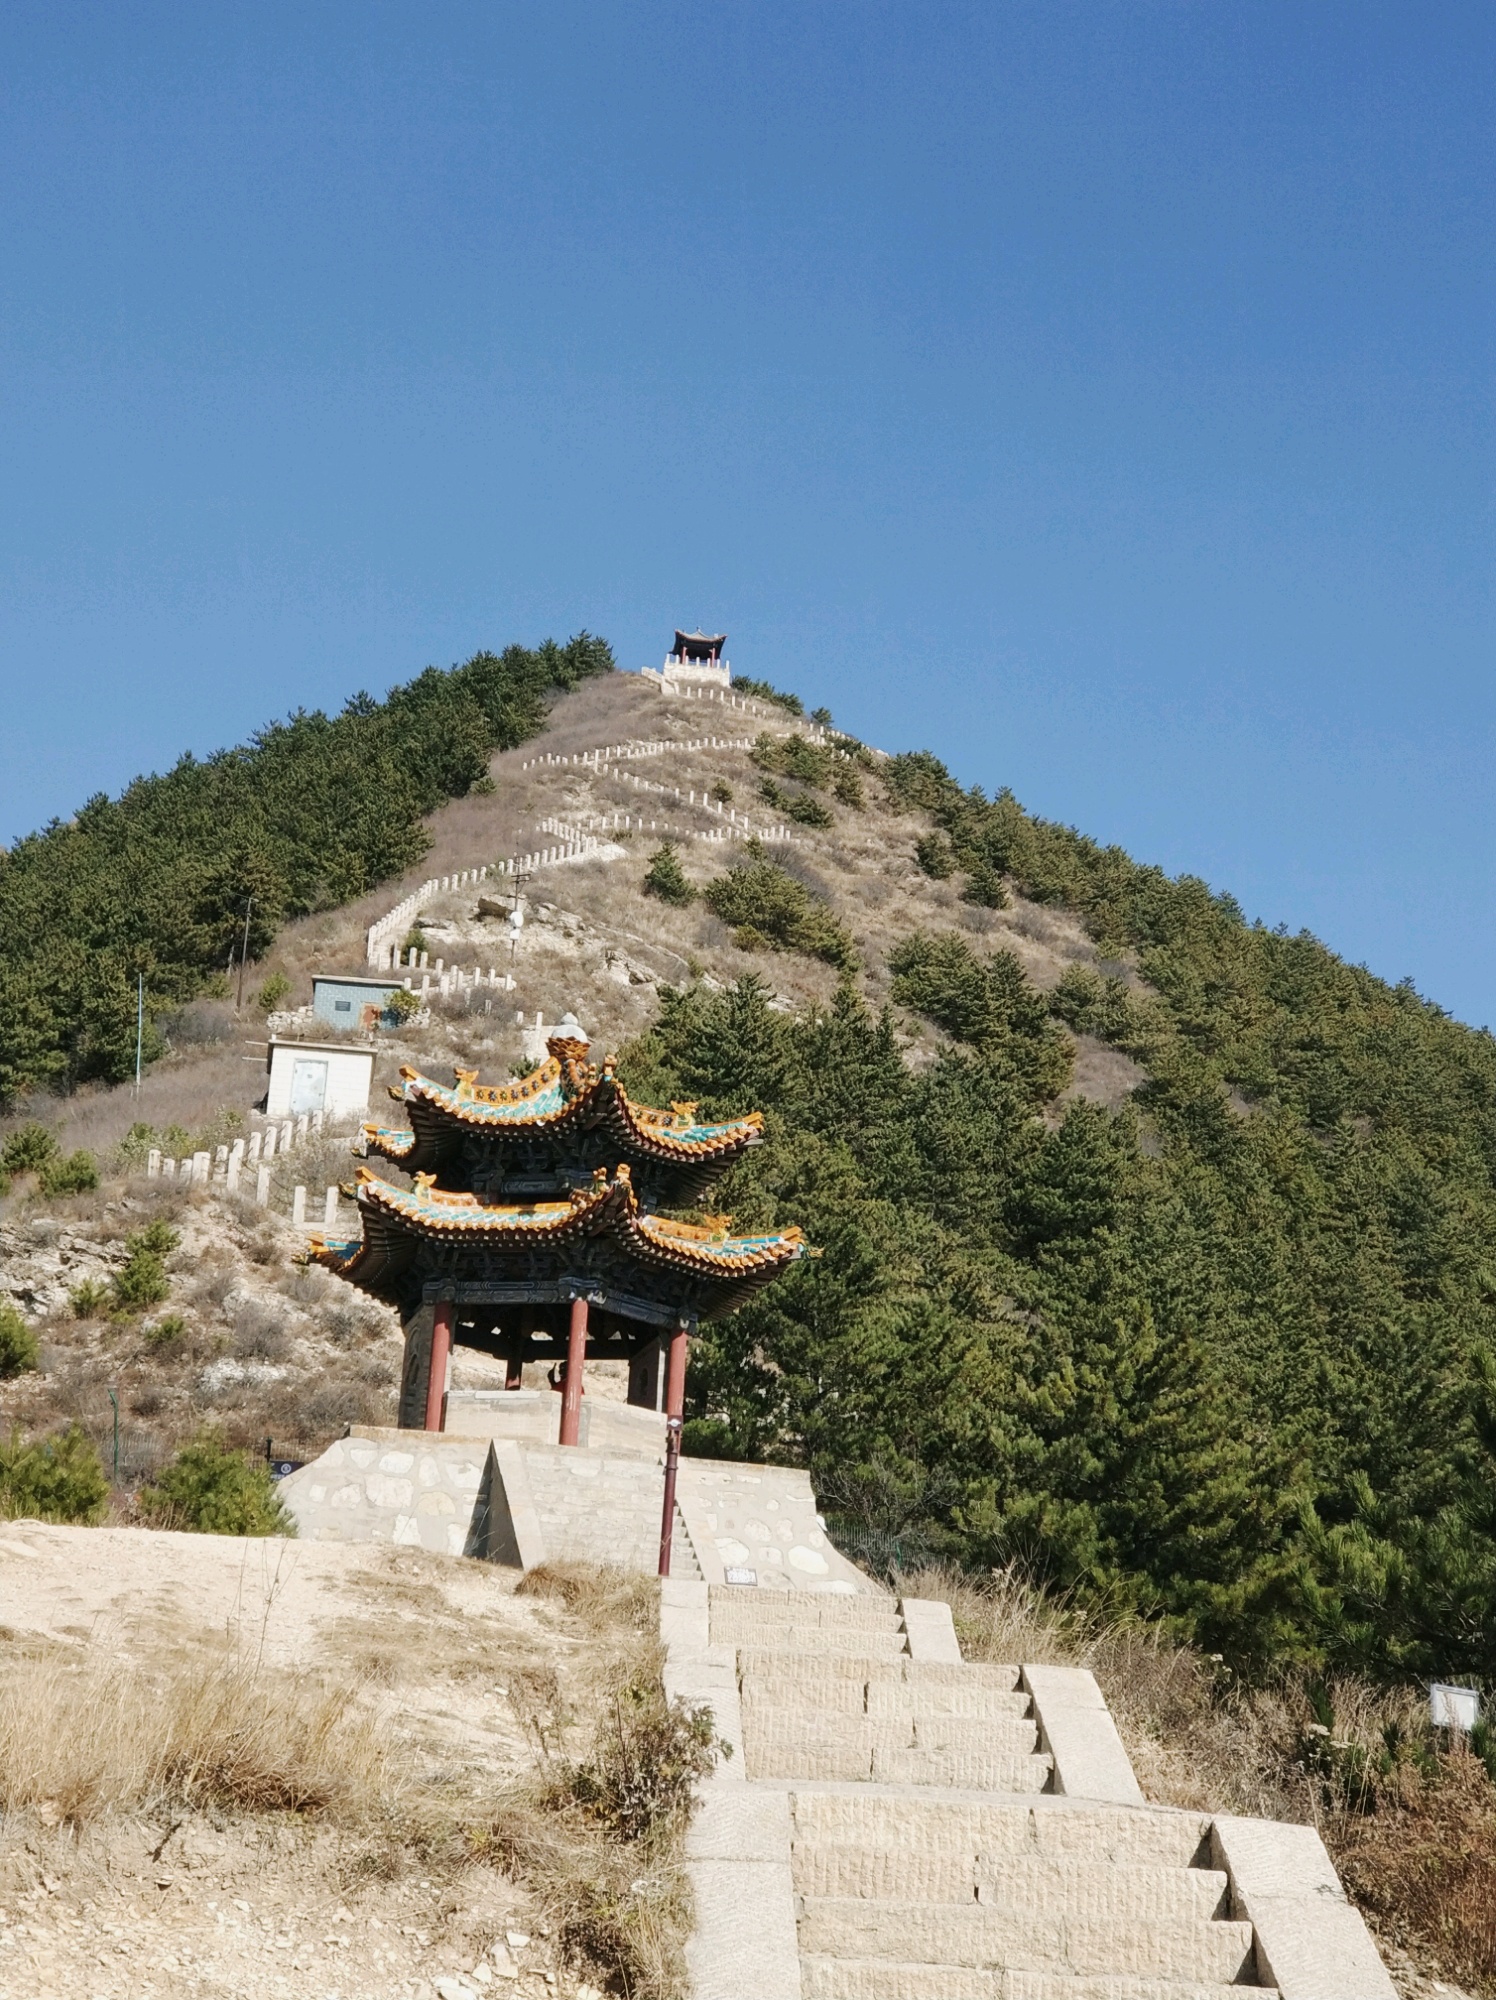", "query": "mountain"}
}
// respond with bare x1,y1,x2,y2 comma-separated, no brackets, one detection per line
4,648,1496,1682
